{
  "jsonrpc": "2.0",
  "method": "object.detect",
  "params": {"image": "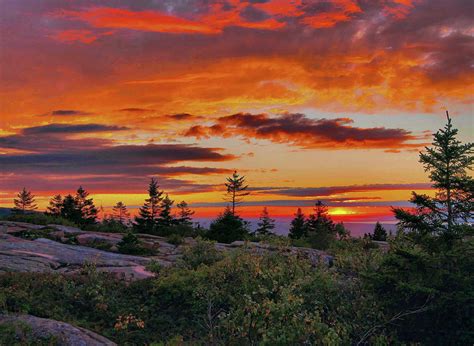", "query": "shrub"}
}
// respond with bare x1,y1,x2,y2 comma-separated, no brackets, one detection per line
4,213,78,227
206,209,250,243
167,234,184,246
179,238,224,269
145,260,163,274
85,219,130,233
117,232,155,255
